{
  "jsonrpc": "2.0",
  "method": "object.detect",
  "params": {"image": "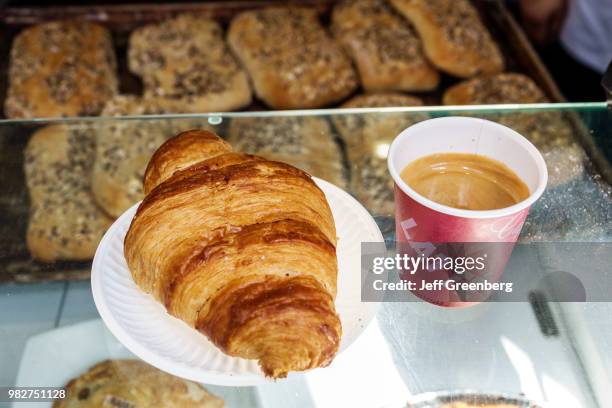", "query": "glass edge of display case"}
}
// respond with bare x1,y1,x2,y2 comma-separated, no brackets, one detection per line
0,101,607,125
